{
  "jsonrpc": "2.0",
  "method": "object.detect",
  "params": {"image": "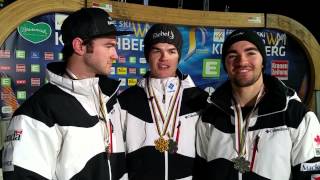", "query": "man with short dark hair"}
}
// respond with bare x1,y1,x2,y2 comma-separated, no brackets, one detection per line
118,24,208,180
195,29,320,180
2,8,131,180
